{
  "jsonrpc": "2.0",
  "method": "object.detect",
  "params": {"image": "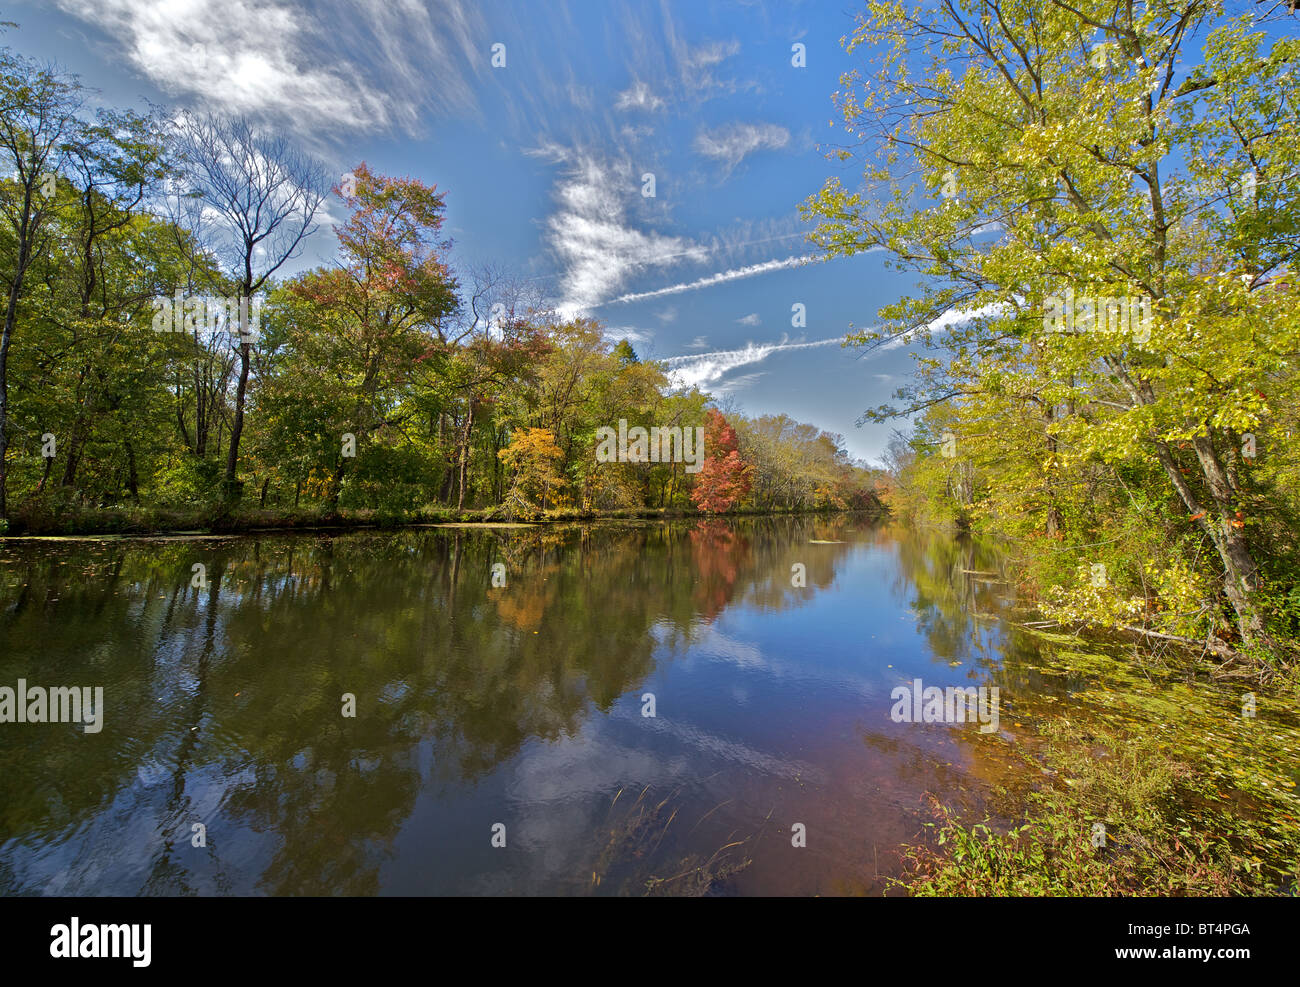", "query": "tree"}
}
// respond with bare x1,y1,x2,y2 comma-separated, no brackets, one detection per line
612,339,639,366
803,0,1300,646
278,164,459,507
0,49,85,517
498,427,566,514
174,112,328,503
430,263,549,510
691,408,752,513
49,109,169,492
